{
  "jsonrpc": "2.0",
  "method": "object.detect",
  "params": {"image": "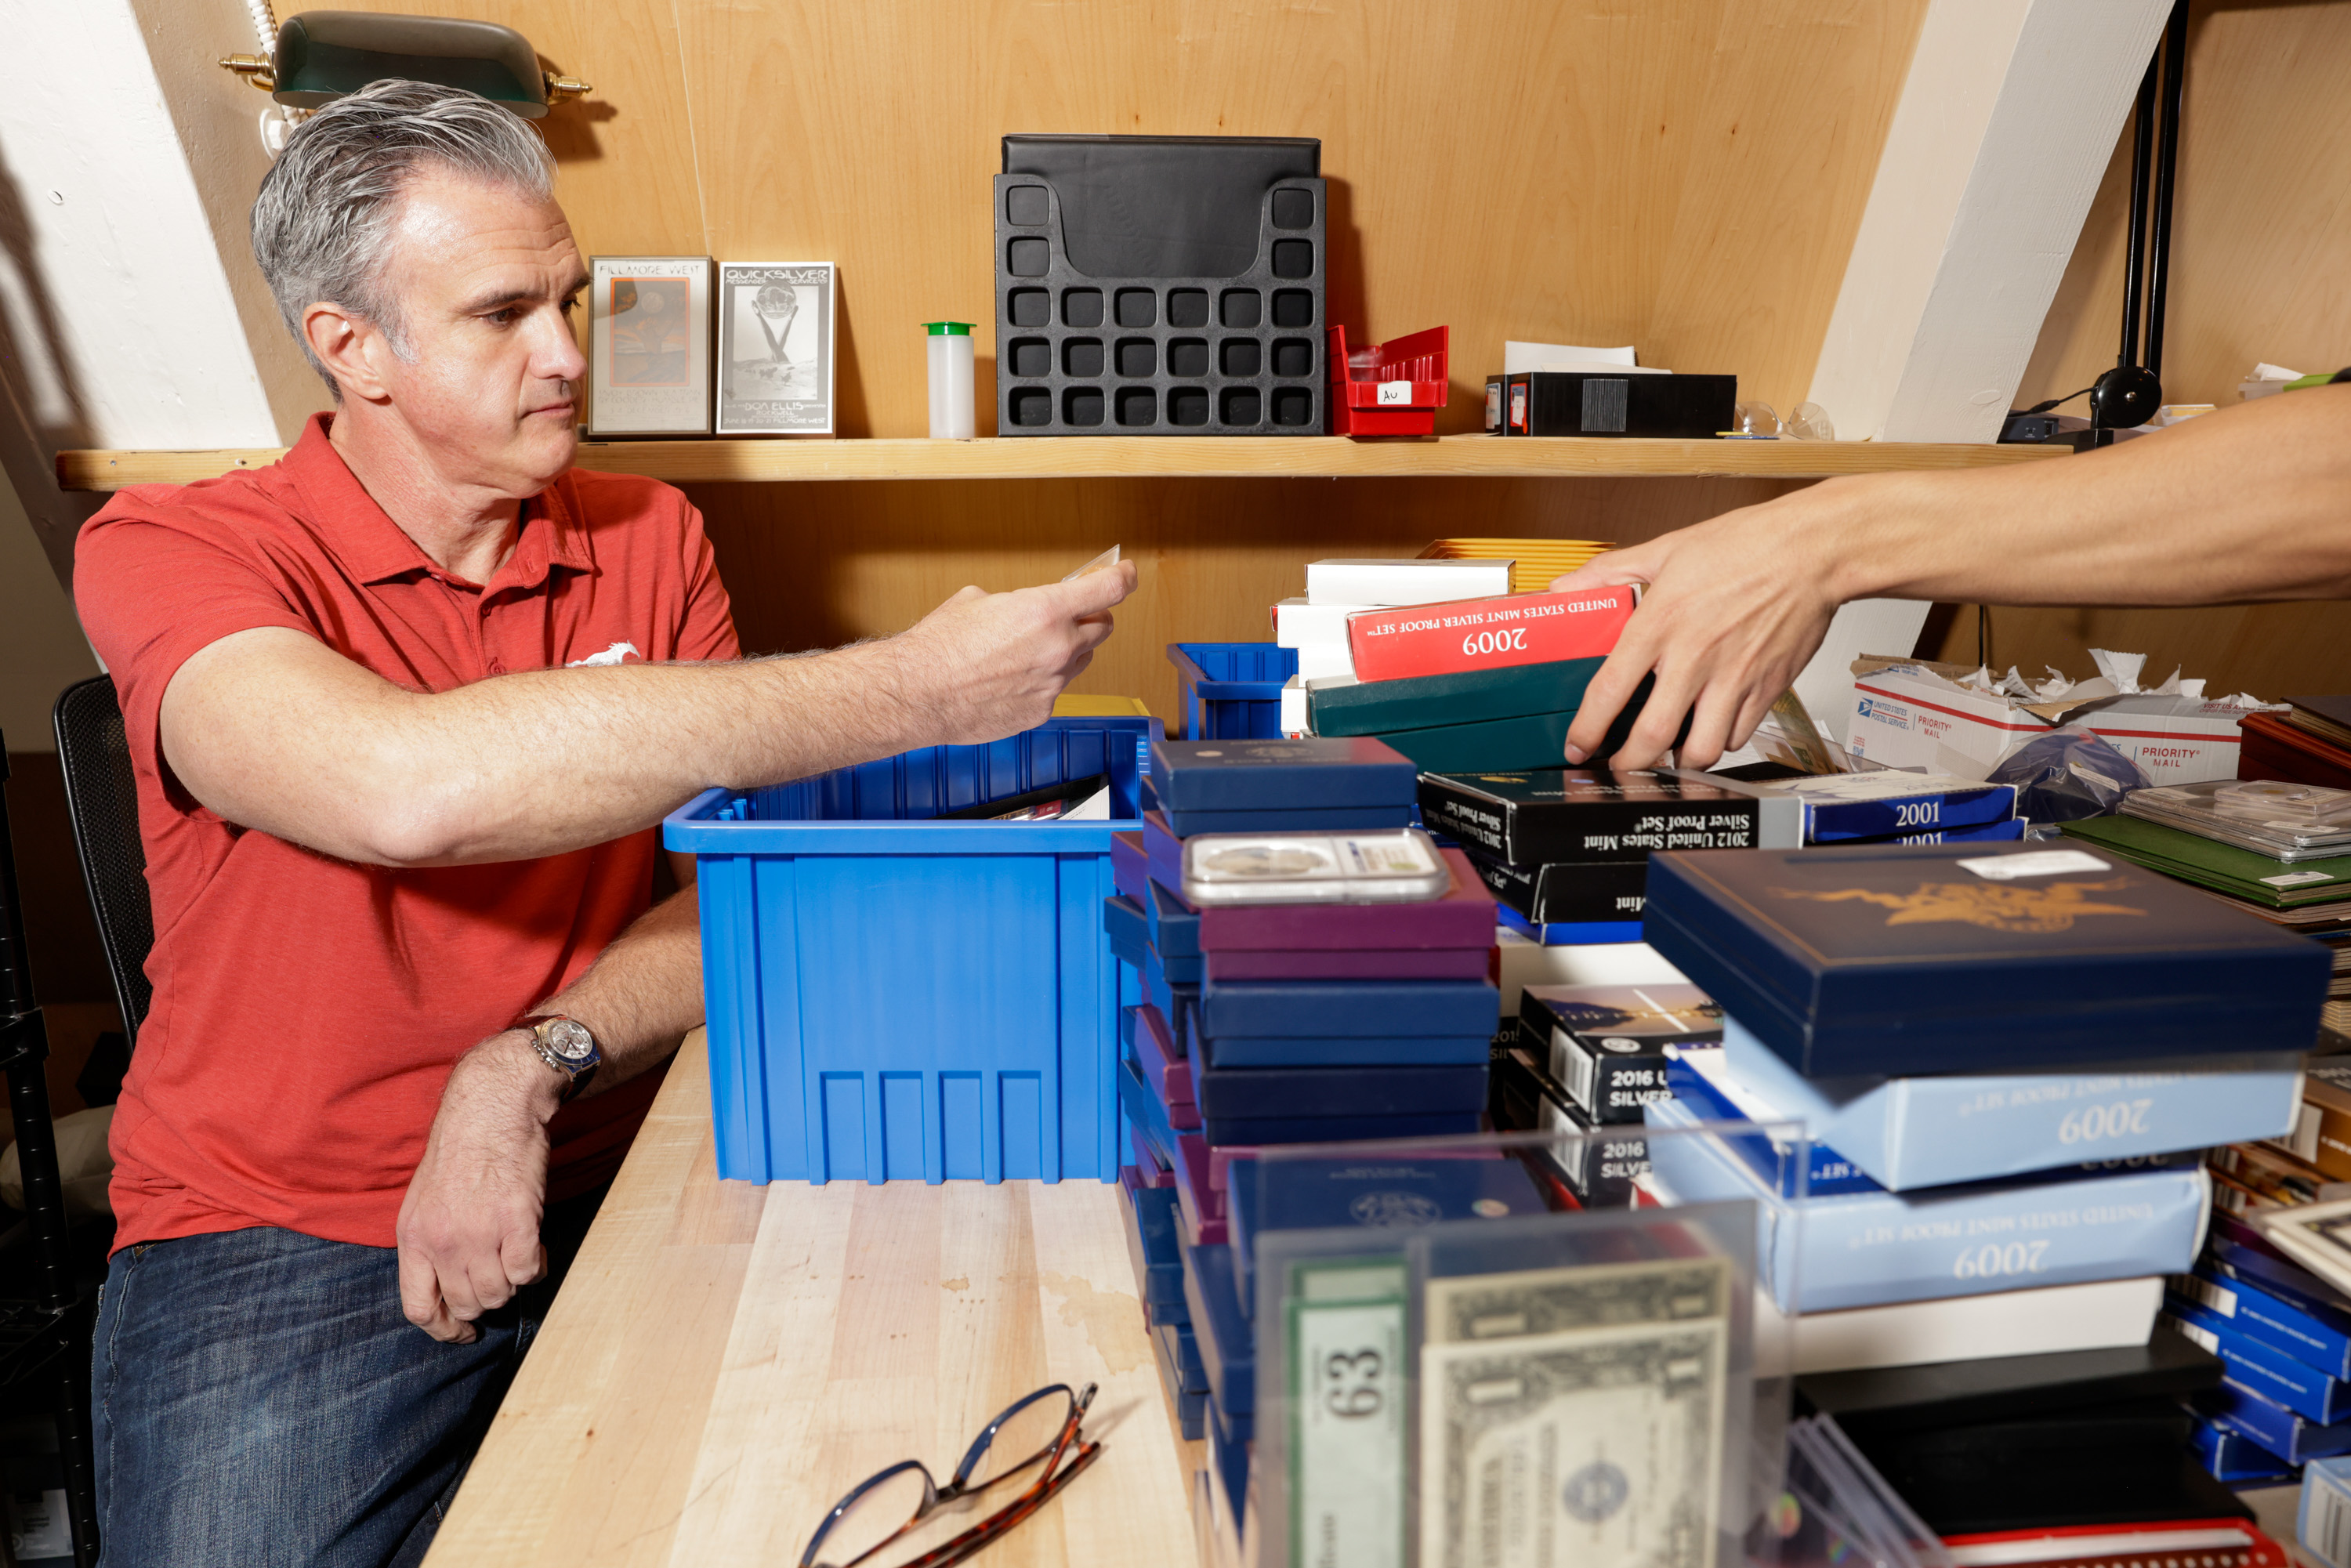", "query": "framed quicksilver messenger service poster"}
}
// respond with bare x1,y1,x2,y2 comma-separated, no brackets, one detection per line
716,261,835,435
587,255,712,436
